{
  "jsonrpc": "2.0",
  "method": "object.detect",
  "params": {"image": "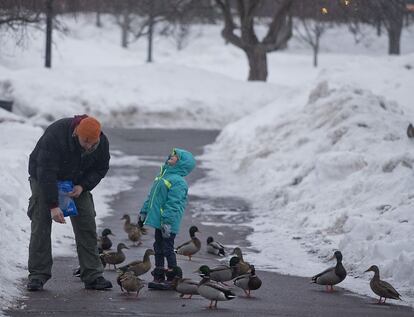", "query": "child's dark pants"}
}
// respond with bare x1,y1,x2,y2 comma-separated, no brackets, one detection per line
153,229,177,268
